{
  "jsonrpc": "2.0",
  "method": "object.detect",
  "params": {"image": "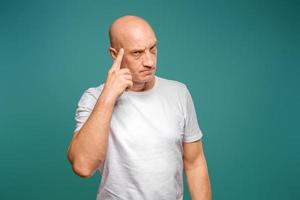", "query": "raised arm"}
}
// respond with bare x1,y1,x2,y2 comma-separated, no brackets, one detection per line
67,48,133,178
